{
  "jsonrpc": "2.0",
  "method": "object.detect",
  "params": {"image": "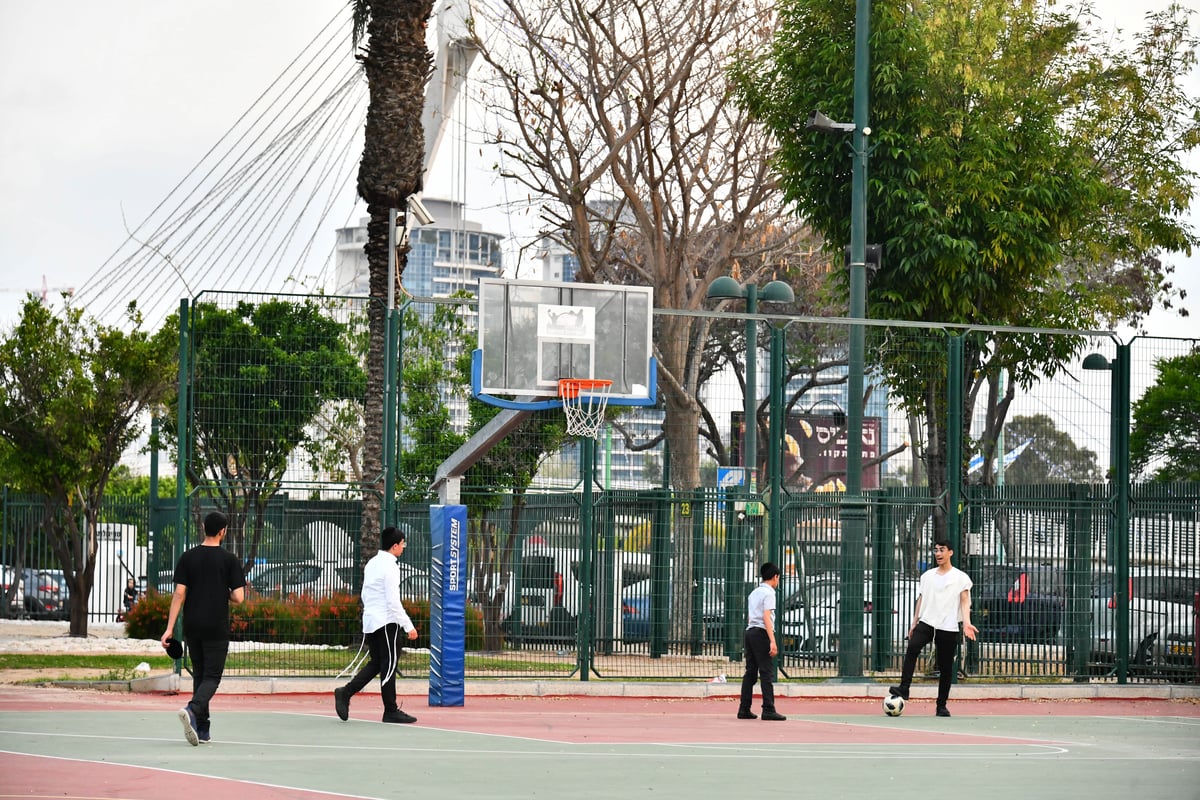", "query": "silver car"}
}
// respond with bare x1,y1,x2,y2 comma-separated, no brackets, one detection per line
1090,567,1198,669
780,575,920,659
